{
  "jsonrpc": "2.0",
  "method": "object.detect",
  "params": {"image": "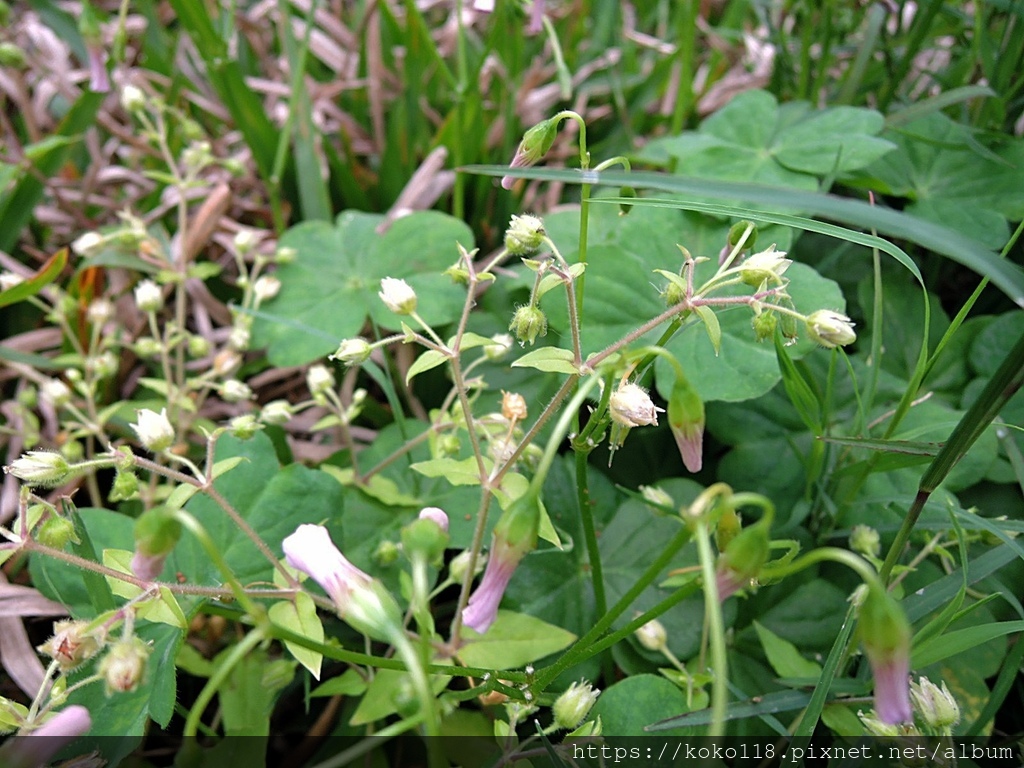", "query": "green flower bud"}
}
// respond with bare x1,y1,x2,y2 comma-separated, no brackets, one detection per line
727,220,757,250
618,186,637,216
501,118,559,190
228,414,261,440
109,469,139,502
37,516,78,549
402,509,450,564
639,485,674,515
910,677,959,731
850,524,881,557
715,519,769,600
714,506,742,553
858,586,912,725
667,371,704,473
330,338,372,366
4,451,71,487
373,540,401,567
635,618,667,652
751,310,778,342
0,42,26,68
132,507,181,580
504,214,545,255
188,335,211,358
509,305,547,346
553,680,600,730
